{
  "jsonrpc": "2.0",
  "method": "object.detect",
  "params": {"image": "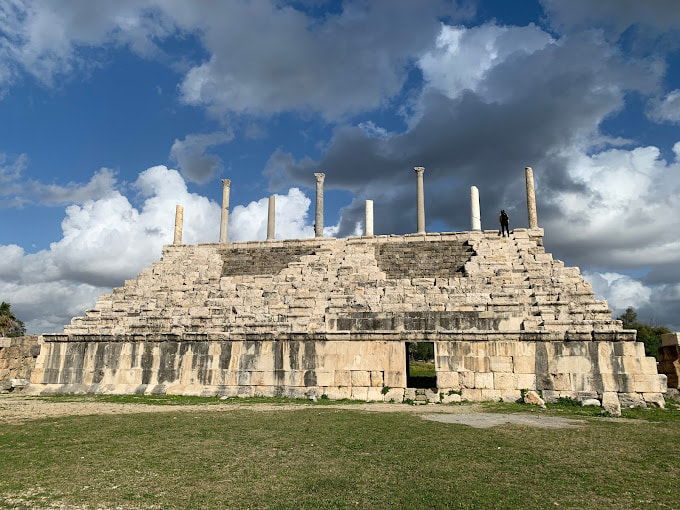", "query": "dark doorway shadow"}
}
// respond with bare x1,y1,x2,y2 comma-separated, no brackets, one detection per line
406,342,437,389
